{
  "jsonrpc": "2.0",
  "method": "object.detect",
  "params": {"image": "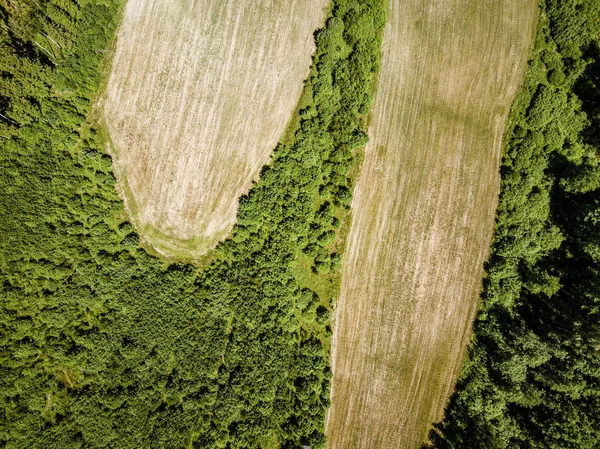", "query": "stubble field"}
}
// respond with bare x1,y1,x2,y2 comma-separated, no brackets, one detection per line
326,0,537,448
101,0,328,260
